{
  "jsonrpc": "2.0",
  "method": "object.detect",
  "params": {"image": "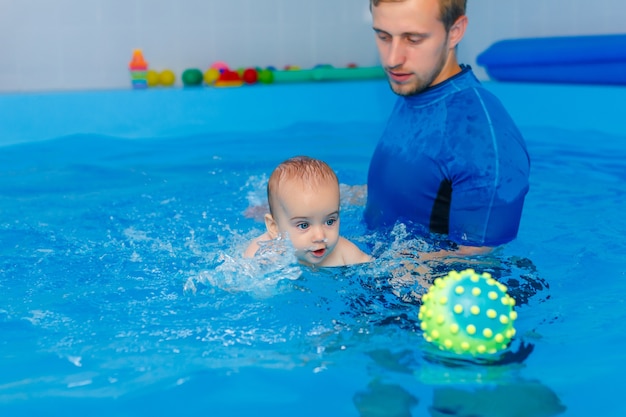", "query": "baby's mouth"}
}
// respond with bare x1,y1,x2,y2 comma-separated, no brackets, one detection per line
312,248,326,258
